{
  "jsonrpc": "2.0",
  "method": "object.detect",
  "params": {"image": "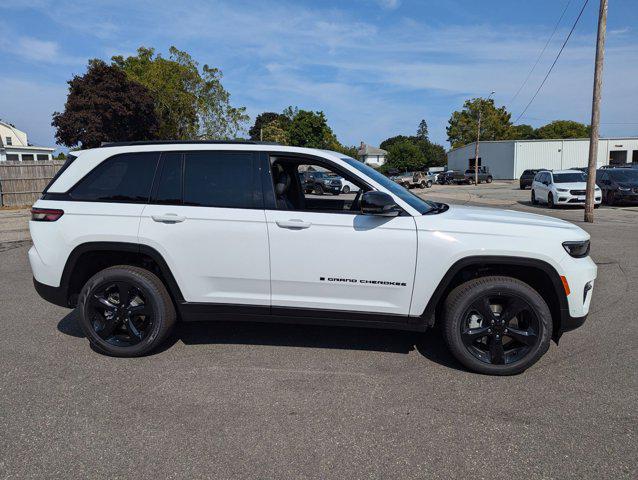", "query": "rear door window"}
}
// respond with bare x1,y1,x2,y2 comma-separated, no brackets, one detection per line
183,151,257,209
71,152,159,203
153,153,183,205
